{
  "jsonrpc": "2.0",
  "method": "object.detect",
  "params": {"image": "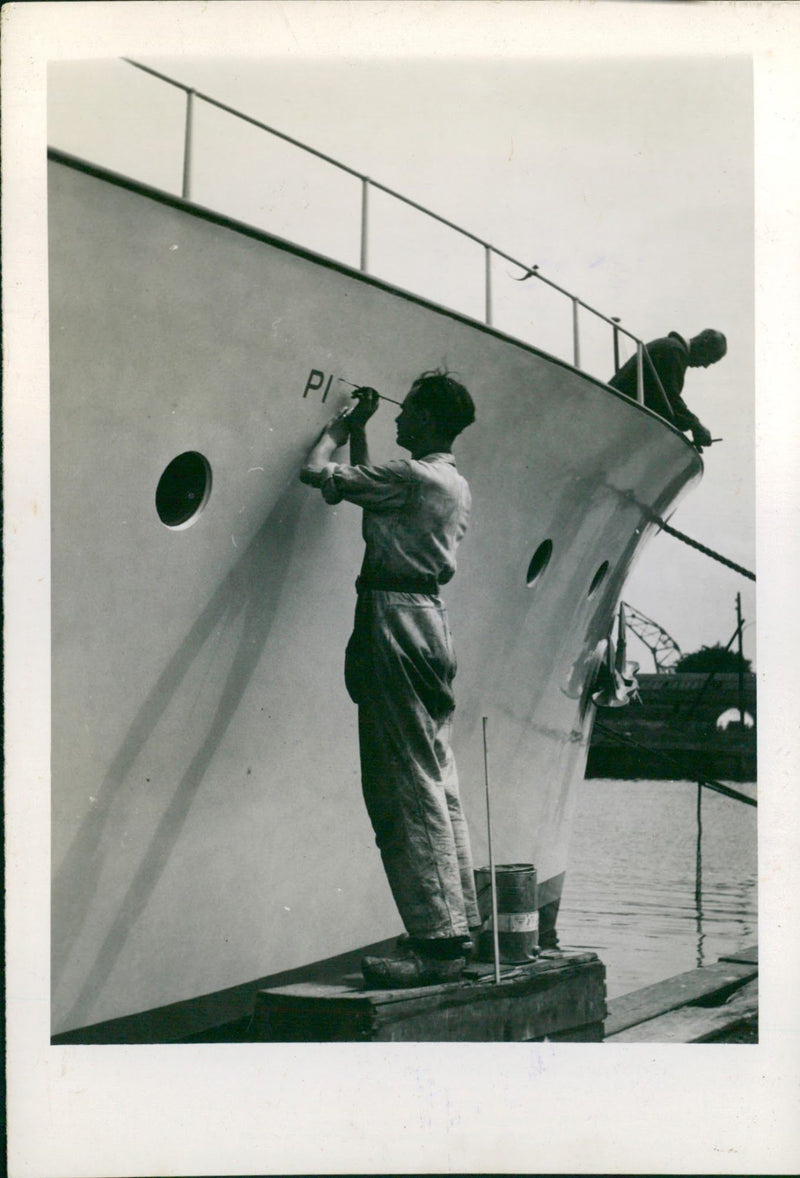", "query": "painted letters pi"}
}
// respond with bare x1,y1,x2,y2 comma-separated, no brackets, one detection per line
302,369,336,403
